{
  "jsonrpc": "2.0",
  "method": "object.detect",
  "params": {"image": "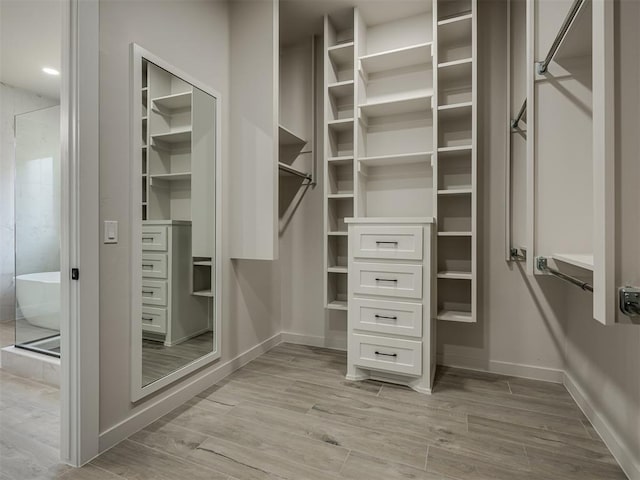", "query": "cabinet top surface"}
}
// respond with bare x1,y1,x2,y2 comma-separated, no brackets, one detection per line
345,217,435,225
